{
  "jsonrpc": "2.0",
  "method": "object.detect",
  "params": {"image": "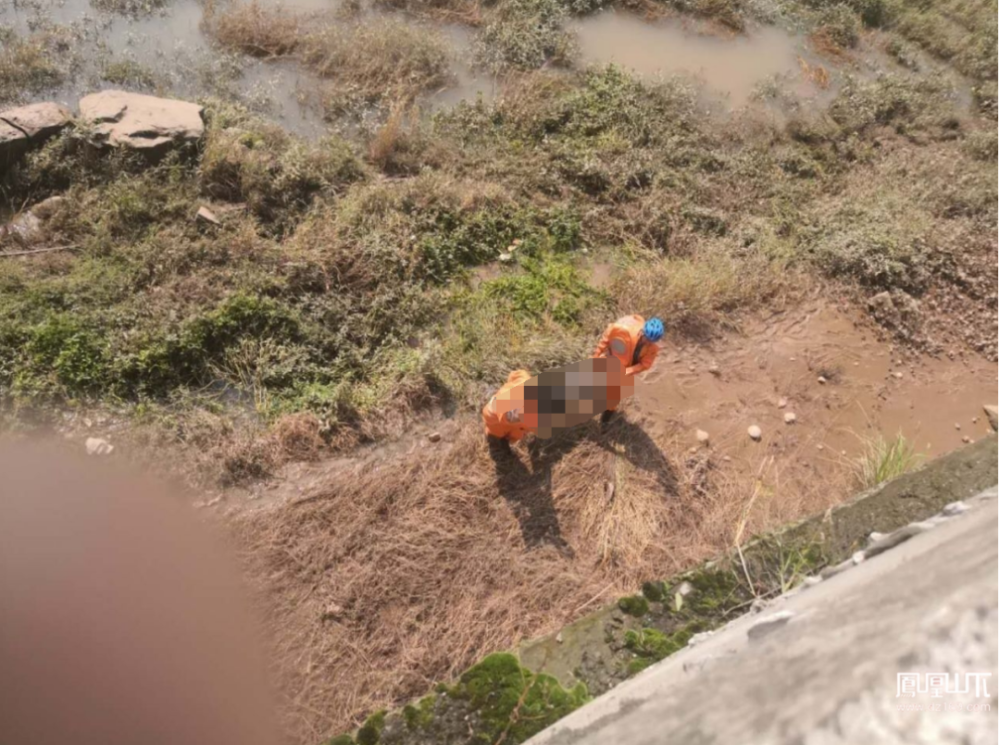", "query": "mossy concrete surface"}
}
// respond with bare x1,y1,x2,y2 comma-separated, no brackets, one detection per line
521,435,997,696
328,435,997,745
